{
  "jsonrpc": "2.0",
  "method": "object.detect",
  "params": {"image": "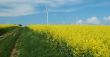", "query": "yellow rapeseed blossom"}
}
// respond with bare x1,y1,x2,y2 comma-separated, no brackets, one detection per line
0,24,16,28
28,25,110,57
